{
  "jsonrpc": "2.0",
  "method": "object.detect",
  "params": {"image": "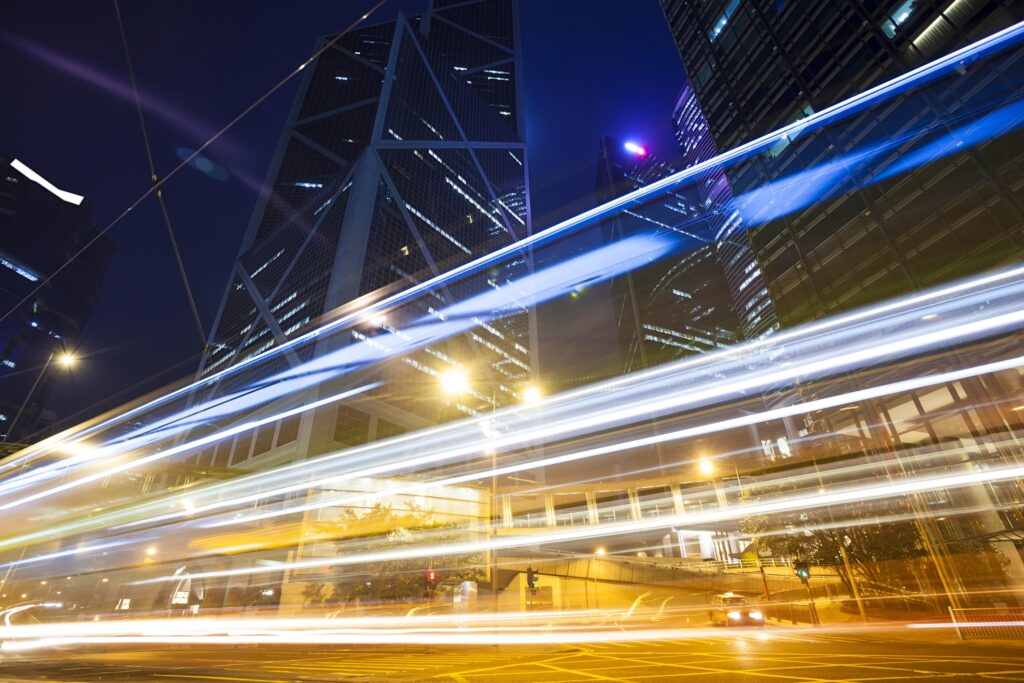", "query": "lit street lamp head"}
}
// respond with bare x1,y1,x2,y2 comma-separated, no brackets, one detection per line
439,367,469,395
56,352,77,369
